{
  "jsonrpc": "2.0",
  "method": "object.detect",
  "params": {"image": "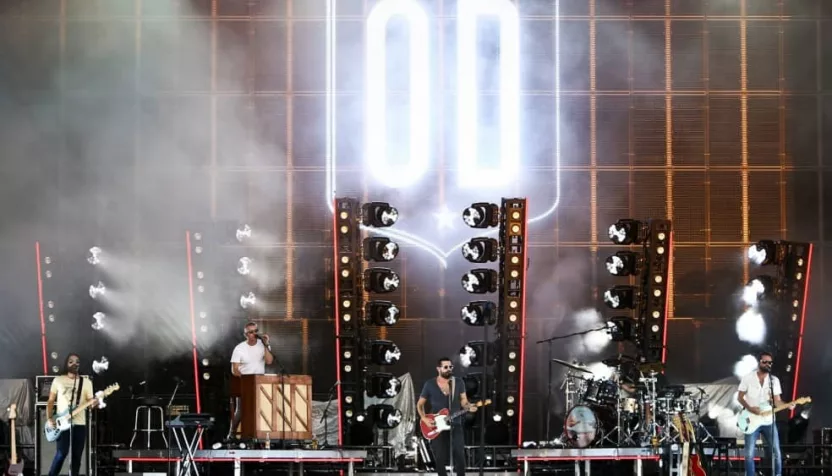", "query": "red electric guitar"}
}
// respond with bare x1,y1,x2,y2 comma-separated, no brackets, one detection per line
4,404,23,476
420,400,491,440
